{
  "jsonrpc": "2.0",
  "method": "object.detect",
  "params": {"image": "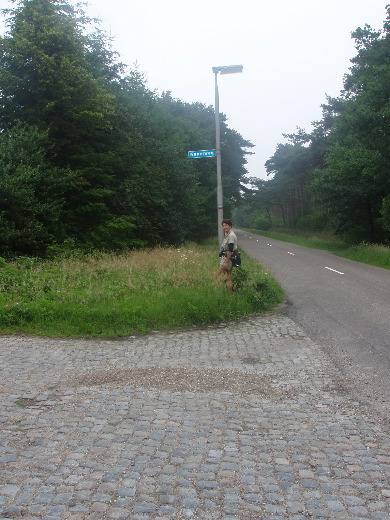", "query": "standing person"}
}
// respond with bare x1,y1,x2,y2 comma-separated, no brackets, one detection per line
217,218,237,293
